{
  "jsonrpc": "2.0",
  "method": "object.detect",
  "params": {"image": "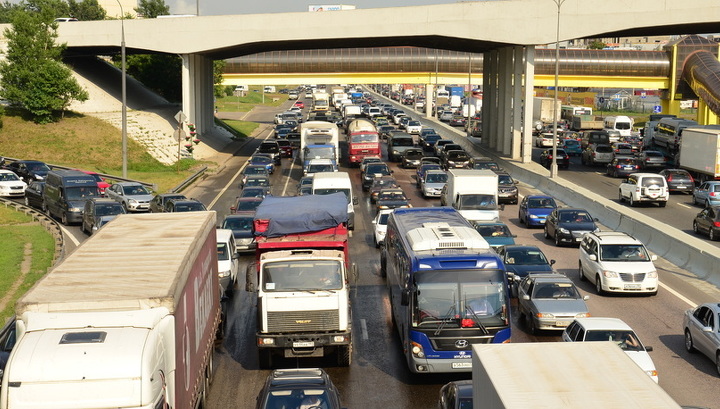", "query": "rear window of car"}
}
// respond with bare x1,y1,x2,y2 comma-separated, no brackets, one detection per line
596,146,613,153
640,177,665,187
645,151,663,157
